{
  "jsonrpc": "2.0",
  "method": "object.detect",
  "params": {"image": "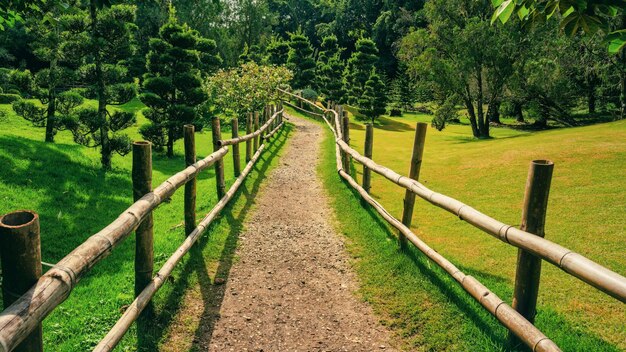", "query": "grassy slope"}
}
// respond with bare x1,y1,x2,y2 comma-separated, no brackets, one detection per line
0,100,291,351
289,106,625,351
